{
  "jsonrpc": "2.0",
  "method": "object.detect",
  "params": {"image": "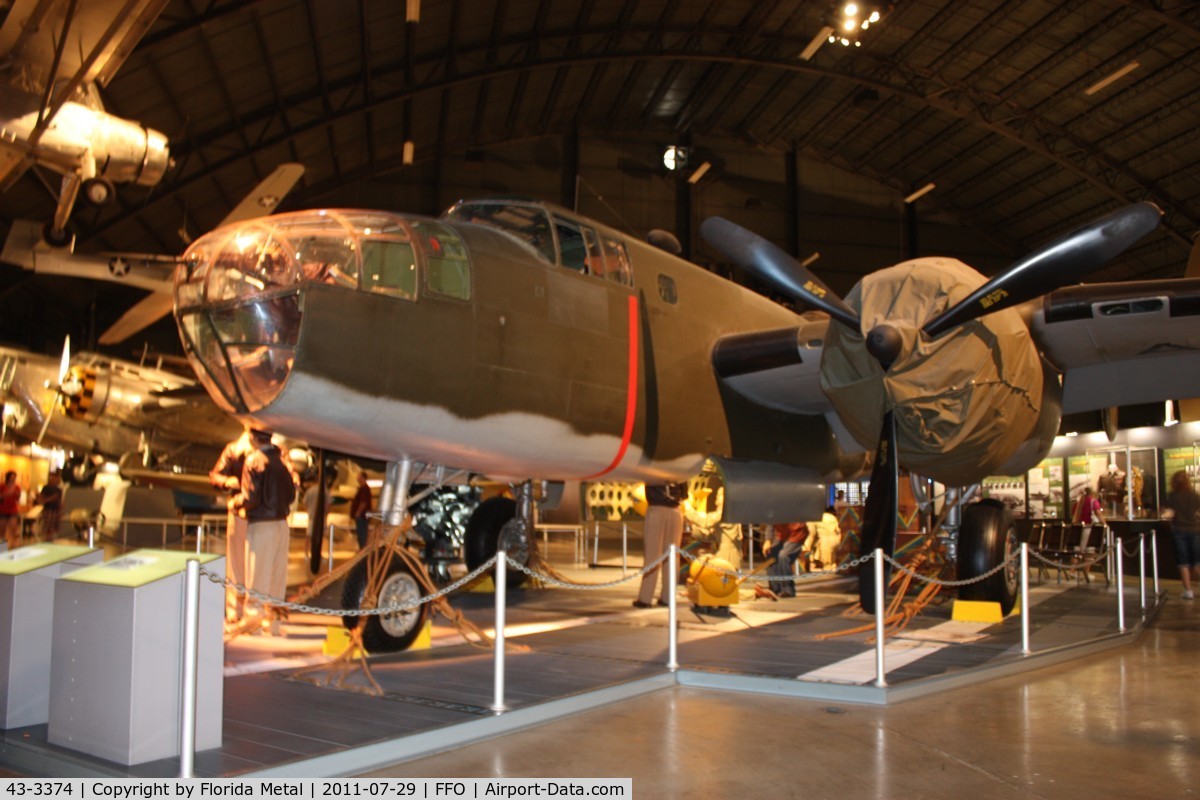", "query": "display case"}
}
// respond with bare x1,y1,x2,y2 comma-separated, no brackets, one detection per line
48,549,224,765
0,544,101,728
1082,446,1159,520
